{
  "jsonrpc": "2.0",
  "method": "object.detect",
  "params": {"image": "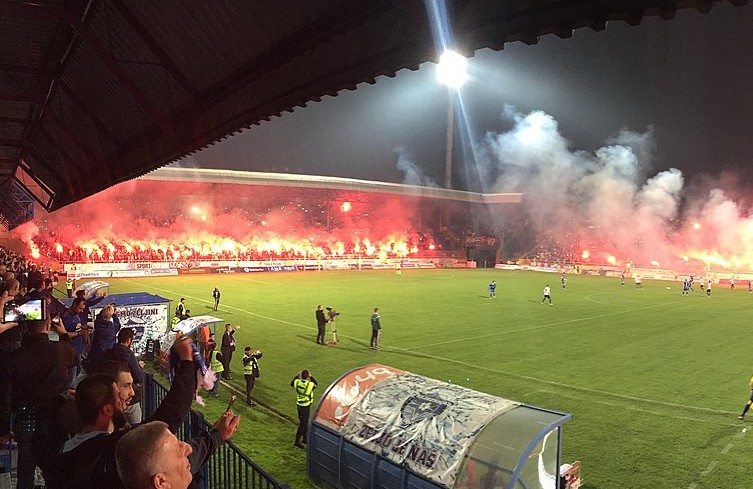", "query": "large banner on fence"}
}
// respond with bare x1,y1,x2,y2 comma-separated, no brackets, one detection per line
66,258,442,276
91,302,169,354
